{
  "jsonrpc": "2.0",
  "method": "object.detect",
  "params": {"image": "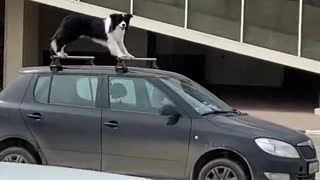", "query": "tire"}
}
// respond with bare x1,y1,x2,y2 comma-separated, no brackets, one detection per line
0,147,37,164
198,158,248,180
